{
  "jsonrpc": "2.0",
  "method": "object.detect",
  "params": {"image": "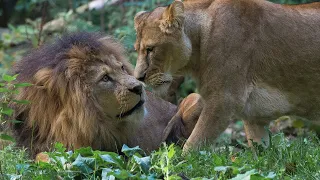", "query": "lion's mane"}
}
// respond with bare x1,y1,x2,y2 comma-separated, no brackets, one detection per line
11,32,133,156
